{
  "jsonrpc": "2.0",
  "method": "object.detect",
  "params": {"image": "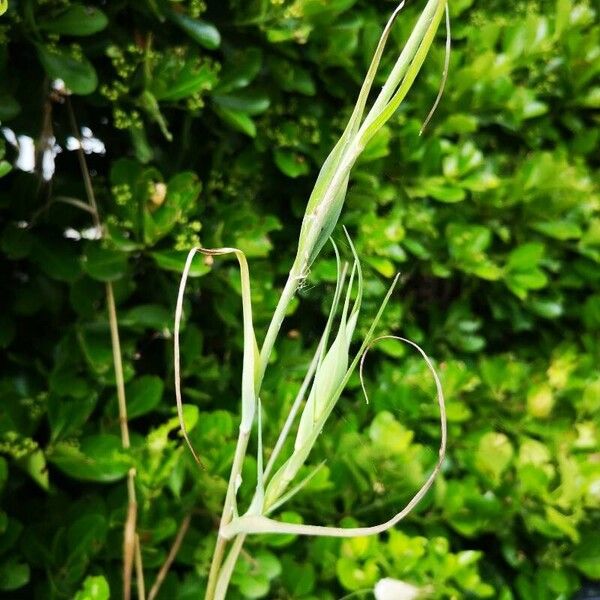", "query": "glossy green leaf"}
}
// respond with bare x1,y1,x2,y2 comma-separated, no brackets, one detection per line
572,532,600,579
0,558,29,591
214,106,257,137
121,304,171,331
38,4,108,36
32,237,81,282
36,45,97,95
426,181,467,203
213,90,270,115
82,243,127,281
280,557,315,596
236,574,269,599
48,392,98,441
123,375,163,419
150,56,218,101
369,411,413,454
74,576,110,600
17,449,49,491
474,432,514,484
67,513,107,557
169,12,221,49
507,243,545,270
336,556,379,592
532,221,582,240
216,48,262,92
274,149,310,178
48,435,130,482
